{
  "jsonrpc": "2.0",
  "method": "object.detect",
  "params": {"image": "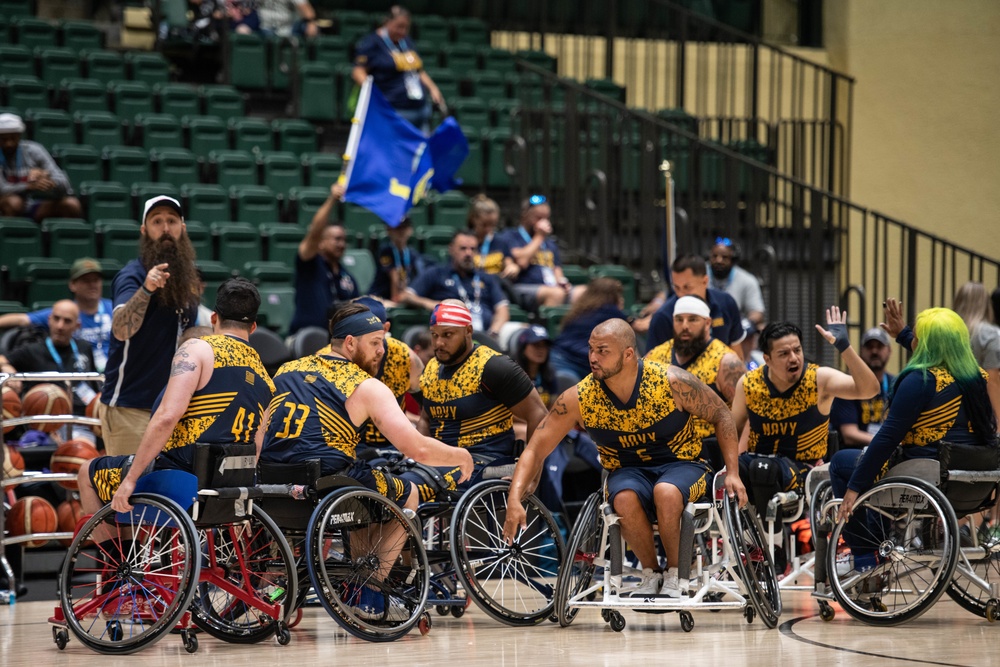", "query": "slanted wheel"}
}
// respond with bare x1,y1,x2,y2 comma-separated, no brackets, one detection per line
53,627,69,649
450,480,564,626
190,508,298,643
679,611,694,632
554,492,603,627
609,611,626,632
59,494,201,655
818,600,835,622
306,488,430,642
724,495,782,629
827,477,958,626
946,512,1000,618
